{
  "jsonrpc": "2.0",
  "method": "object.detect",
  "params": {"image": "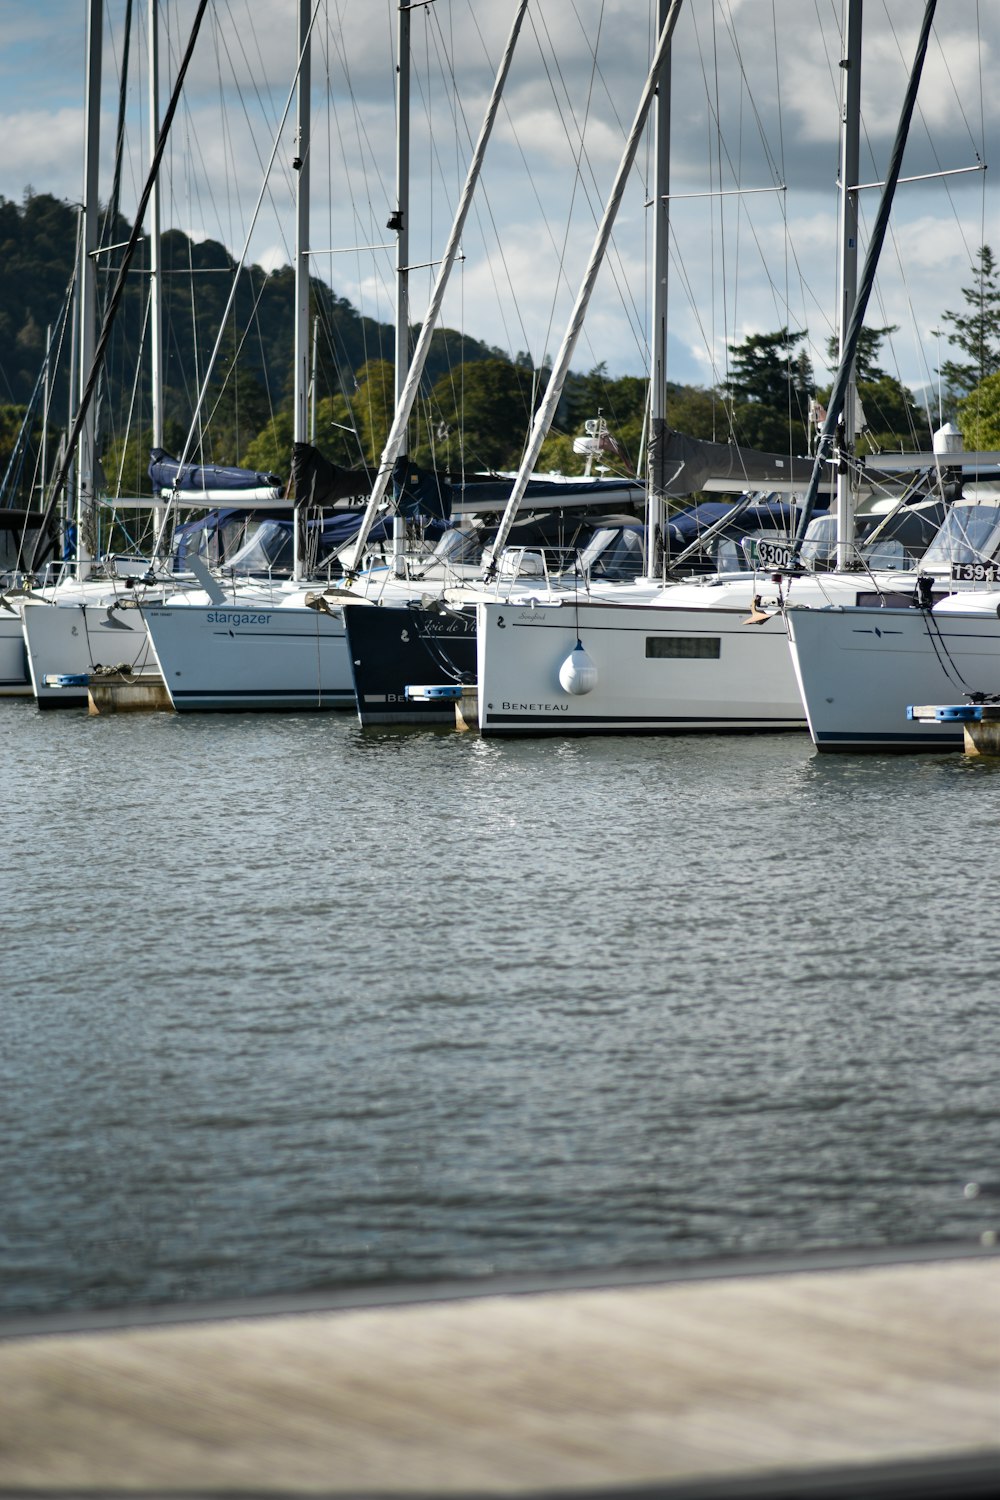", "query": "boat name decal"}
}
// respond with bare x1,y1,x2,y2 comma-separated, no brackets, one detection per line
206,611,273,626
501,701,570,712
